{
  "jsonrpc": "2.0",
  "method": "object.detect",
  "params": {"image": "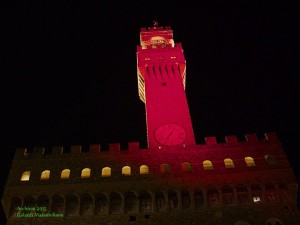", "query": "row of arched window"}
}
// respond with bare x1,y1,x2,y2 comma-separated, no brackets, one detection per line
20,156,273,181
10,183,289,218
